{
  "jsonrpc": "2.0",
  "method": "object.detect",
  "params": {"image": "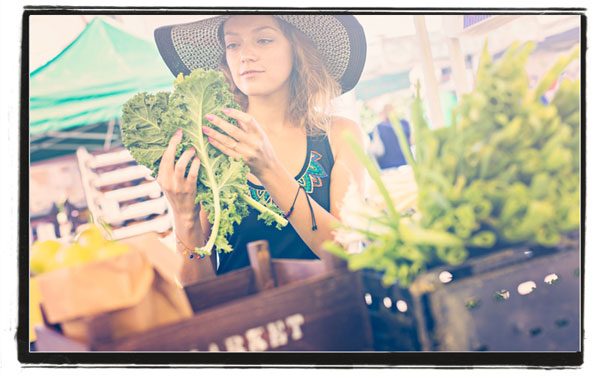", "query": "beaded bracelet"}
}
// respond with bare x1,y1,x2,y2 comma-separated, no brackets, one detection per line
175,234,209,260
